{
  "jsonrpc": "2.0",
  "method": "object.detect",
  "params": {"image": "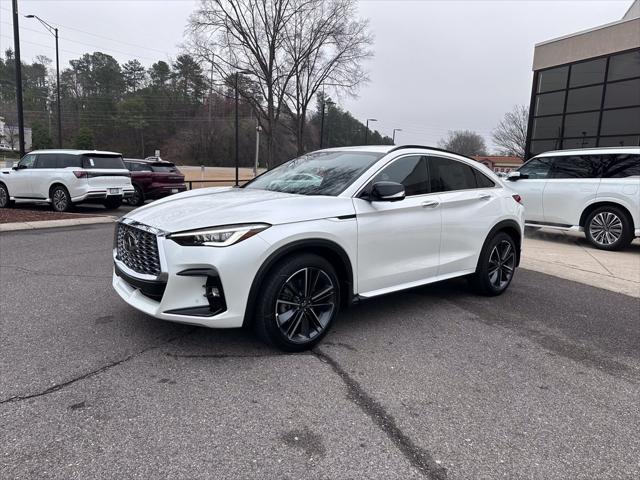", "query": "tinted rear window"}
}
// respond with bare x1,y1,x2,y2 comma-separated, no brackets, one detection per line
599,154,640,178
82,155,126,169
150,164,177,173
35,154,82,168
